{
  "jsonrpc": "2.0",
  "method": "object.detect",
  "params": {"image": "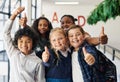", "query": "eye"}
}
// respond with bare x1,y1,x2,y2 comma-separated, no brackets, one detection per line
58,37,63,40
26,40,31,43
51,39,56,42
43,24,48,27
68,35,73,38
39,24,42,27
61,22,64,25
20,40,23,43
26,39,32,43
76,33,80,36
66,21,72,24
18,39,23,43
76,33,82,36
